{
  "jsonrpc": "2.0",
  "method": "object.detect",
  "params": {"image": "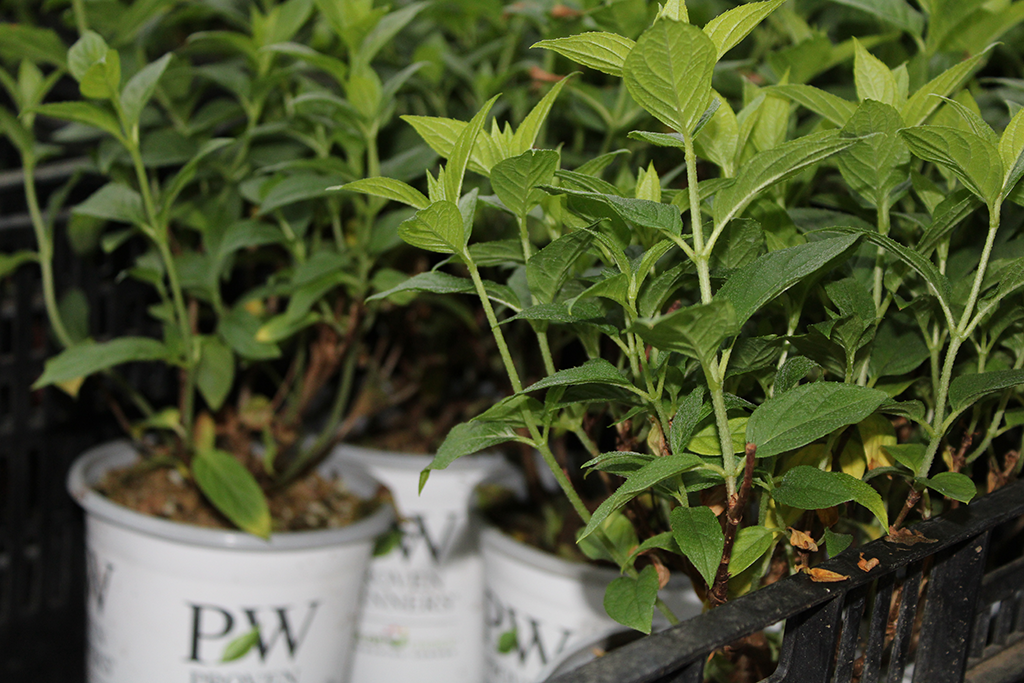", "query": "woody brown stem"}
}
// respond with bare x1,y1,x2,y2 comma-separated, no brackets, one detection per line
708,443,757,608
890,488,922,531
